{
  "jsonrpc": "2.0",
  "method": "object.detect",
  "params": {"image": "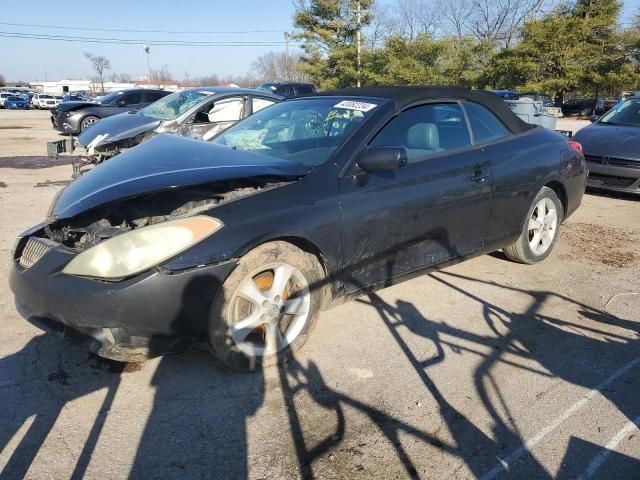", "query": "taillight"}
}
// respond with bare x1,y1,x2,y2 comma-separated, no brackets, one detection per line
568,140,583,156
